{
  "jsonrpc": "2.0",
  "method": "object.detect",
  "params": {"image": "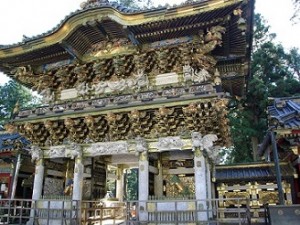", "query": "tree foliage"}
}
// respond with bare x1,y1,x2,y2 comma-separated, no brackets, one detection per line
227,14,300,163
0,80,39,125
291,0,300,23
